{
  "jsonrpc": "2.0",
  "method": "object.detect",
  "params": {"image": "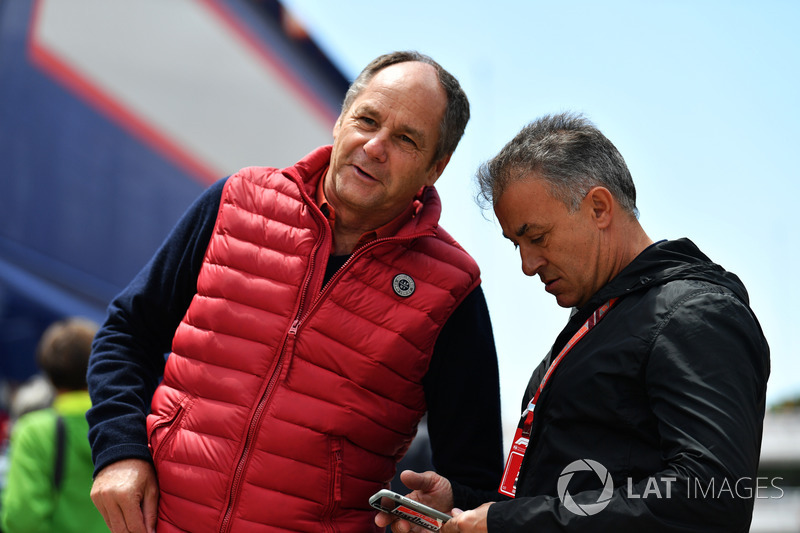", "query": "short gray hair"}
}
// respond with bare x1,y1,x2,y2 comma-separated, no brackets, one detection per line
476,112,638,217
342,51,470,164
